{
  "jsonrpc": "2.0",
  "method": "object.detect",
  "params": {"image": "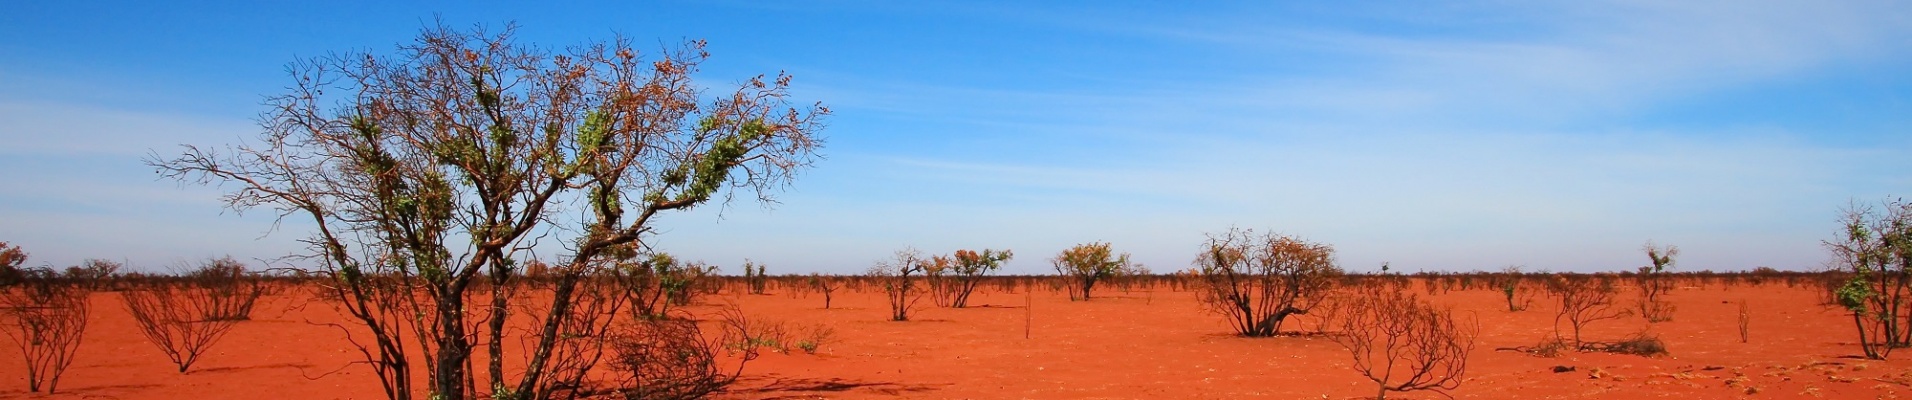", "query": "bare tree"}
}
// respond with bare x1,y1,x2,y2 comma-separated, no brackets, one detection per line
1331,286,1476,400
870,248,926,321
1052,242,1130,301
1,268,90,393
1546,274,1628,349
807,273,839,309
120,257,265,373
148,22,825,400
1193,228,1342,337
1637,241,1678,322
